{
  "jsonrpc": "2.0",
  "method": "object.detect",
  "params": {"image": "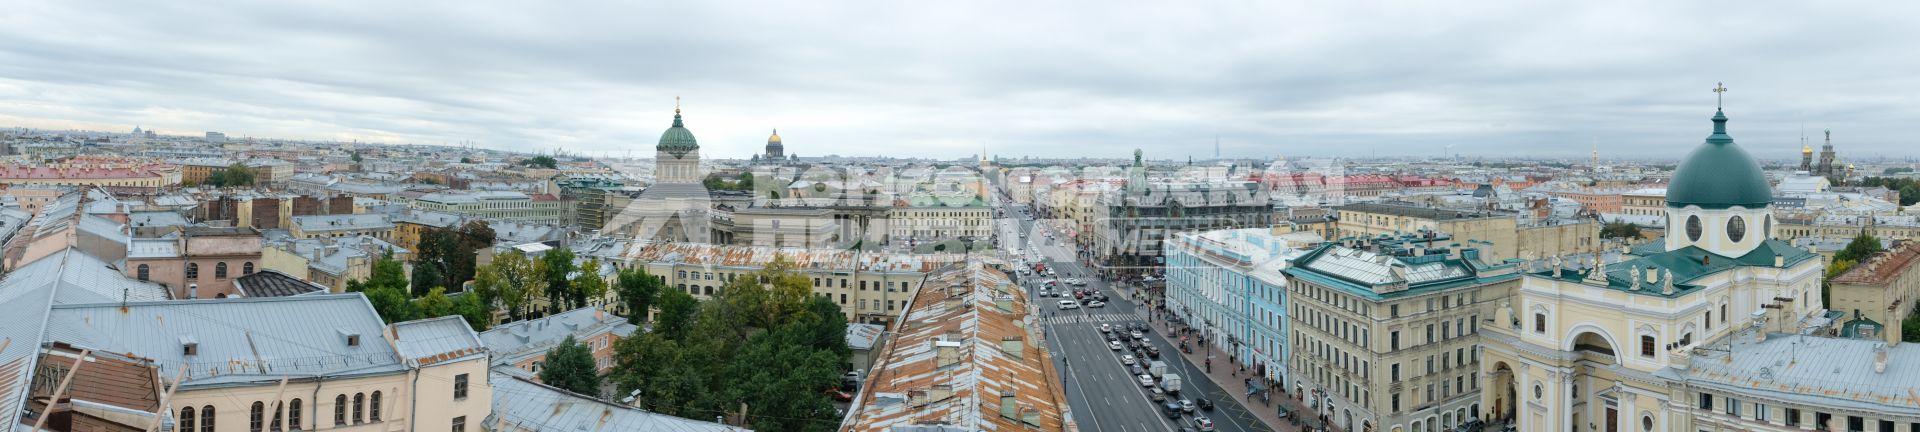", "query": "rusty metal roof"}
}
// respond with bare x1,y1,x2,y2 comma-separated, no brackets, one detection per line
843,263,1068,432
621,242,972,274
